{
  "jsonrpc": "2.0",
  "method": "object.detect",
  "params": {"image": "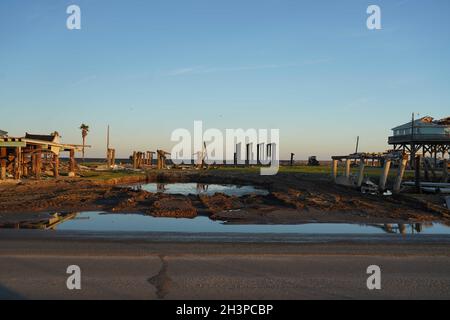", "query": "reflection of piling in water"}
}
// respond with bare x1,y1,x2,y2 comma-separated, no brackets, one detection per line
196,183,208,193
0,212,78,230
376,223,426,234
398,224,406,234
383,224,394,233
156,183,167,193
414,223,423,233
